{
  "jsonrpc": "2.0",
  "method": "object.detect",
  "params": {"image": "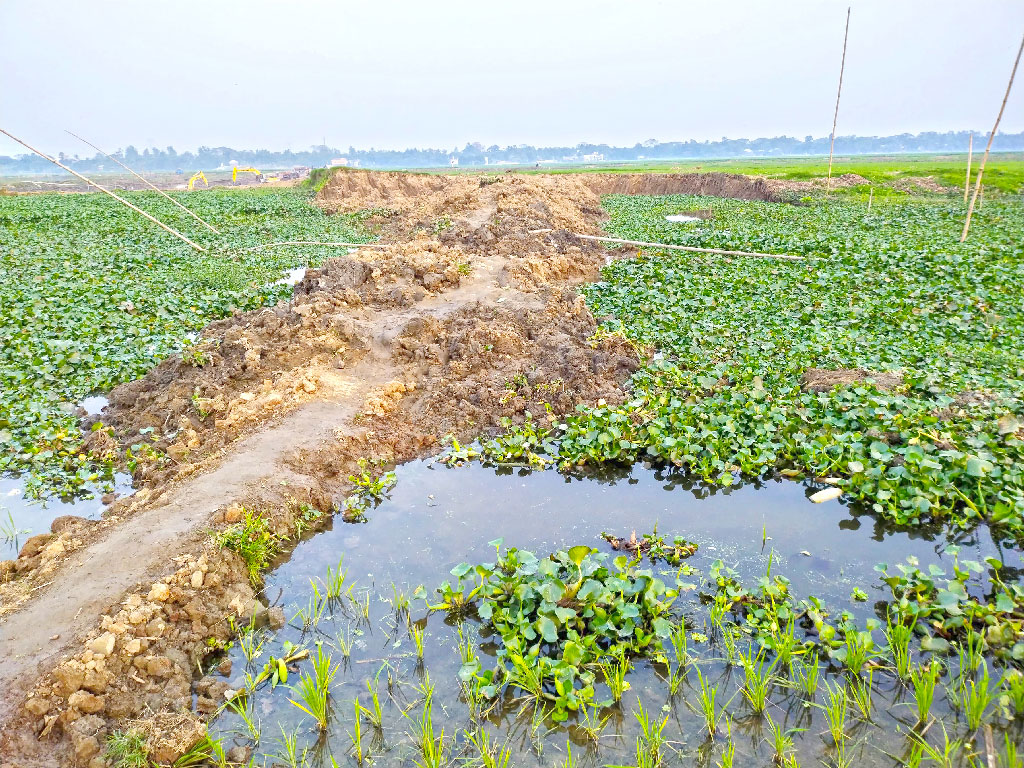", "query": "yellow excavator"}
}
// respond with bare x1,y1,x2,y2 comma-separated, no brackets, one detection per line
187,171,208,190
232,167,263,183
